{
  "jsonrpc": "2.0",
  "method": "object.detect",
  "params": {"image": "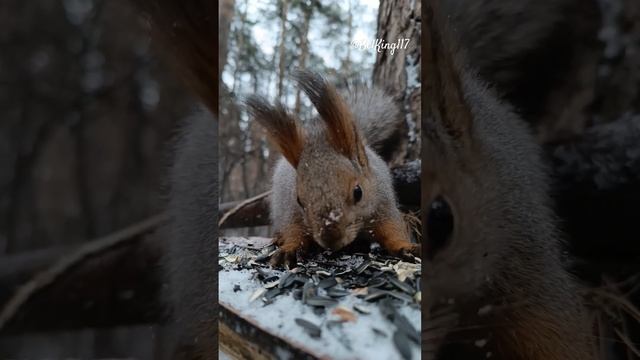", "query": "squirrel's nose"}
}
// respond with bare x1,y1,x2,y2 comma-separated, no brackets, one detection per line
320,224,342,250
